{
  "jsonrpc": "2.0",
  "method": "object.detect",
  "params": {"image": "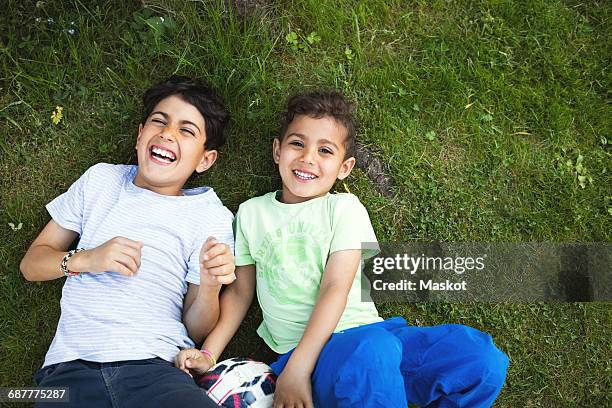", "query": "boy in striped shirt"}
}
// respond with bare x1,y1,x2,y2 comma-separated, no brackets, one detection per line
20,76,235,407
